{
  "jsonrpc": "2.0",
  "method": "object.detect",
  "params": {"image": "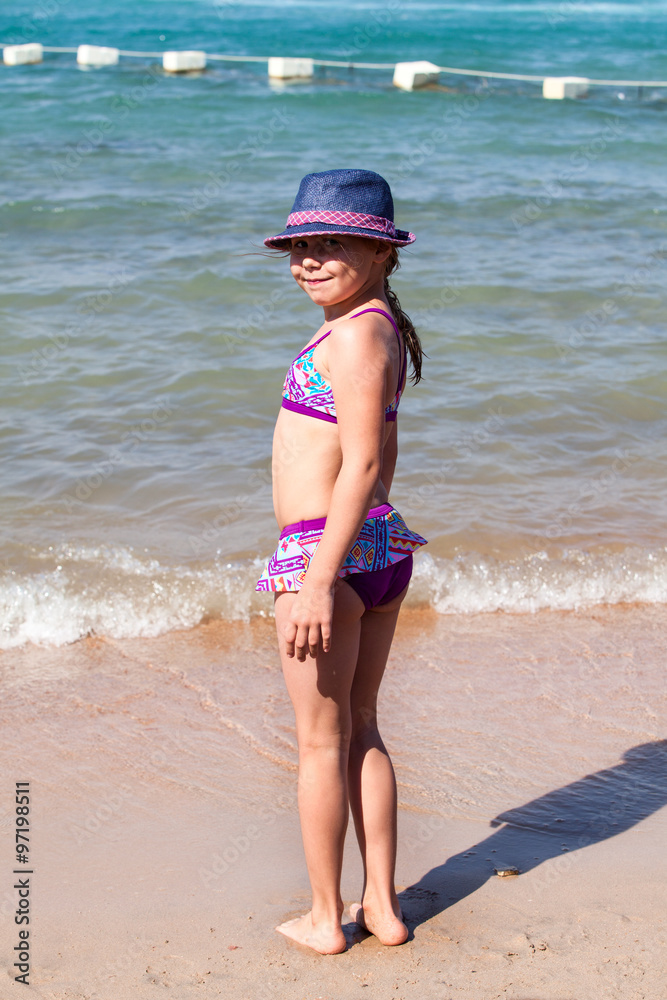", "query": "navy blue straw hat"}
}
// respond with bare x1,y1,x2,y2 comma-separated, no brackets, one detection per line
264,169,415,248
